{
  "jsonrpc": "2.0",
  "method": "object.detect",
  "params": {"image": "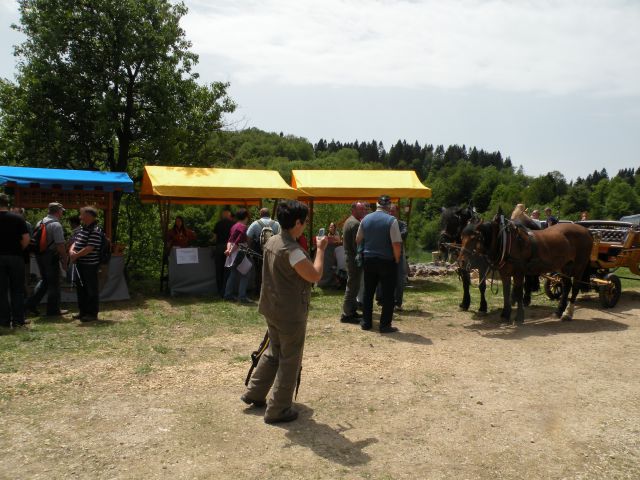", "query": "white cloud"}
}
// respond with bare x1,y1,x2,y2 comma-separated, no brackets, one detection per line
183,0,640,96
